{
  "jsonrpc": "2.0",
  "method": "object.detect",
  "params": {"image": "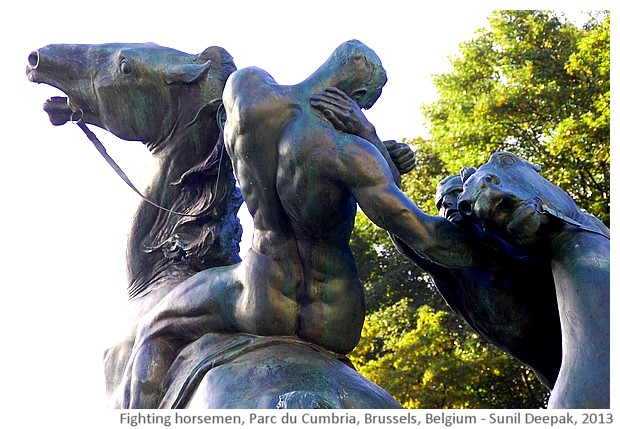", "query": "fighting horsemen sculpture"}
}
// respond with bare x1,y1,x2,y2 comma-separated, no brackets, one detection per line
26,40,609,409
